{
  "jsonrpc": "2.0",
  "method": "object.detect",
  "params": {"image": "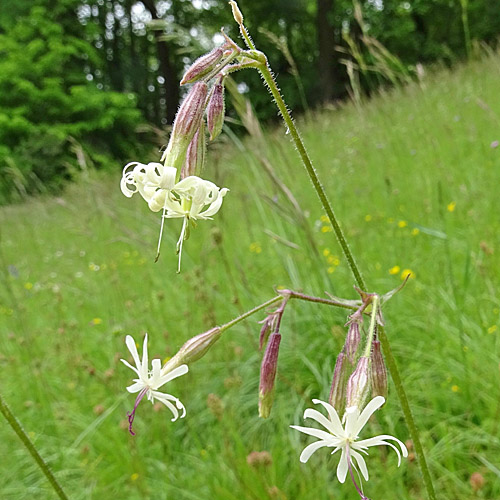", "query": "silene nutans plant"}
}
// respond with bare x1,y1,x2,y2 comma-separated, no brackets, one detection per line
117,3,437,499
